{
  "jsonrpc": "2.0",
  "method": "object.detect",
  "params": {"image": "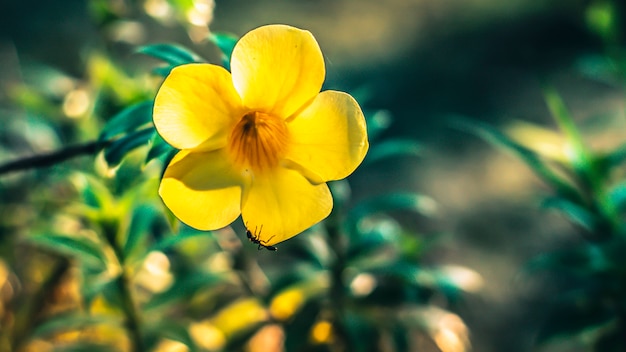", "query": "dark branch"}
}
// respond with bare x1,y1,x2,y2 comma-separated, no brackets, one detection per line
0,140,110,176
